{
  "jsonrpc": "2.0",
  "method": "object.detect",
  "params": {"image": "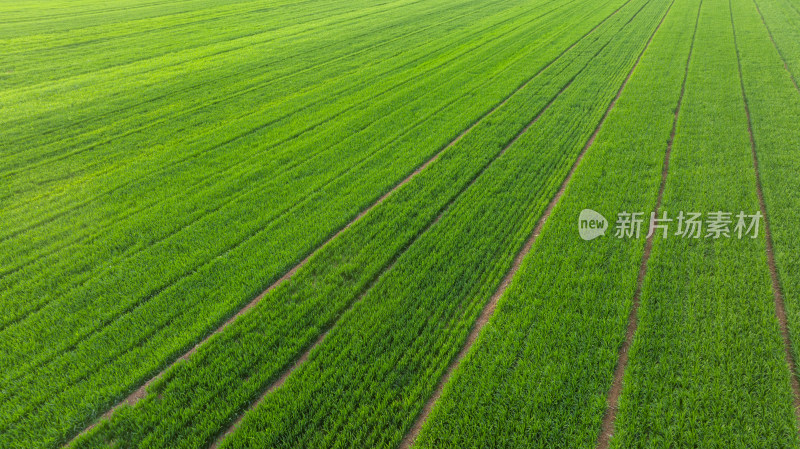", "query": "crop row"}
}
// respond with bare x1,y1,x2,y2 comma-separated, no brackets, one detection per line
0,0,629,447
62,0,652,447
0,0,612,392
0,0,545,286
750,0,800,84
2,0,386,87
0,0,590,340
0,0,567,328
206,0,668,446
0,0,289,39
208,1,673,447
0,0,491,195
737,0,800,433
612,0,798,445
414,0,698,446
0,0,598,290
1,0,497,222
0,0,600,292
